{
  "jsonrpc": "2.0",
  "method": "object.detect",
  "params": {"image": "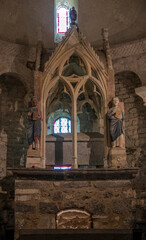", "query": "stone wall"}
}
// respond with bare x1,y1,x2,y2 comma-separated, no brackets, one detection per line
0,129,7,179
0,39,36,176
0,176,15,240
115,71,146,229
0,39,35,91
0,75,28,170
111,38,146,85
115,71,146,168
14,169,137,240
